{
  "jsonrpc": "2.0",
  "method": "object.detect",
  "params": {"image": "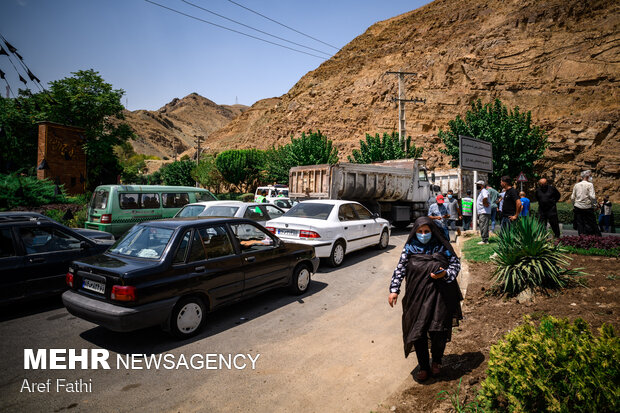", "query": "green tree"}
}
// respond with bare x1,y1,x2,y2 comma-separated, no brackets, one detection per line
288,130,339,166
215,149,266,191
159,160,196,186
347,132,423,163
263,145,292,184
438,99,548,187
192,154,225,192
0,69,133,188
